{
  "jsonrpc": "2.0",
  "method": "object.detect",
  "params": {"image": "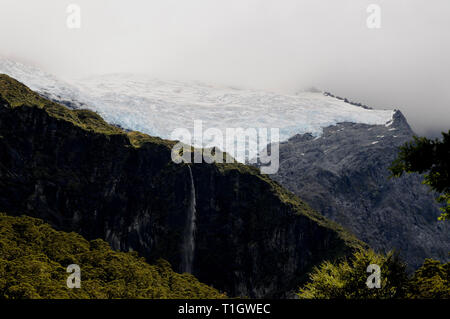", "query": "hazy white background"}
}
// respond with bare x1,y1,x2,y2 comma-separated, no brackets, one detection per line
0,0,449,136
